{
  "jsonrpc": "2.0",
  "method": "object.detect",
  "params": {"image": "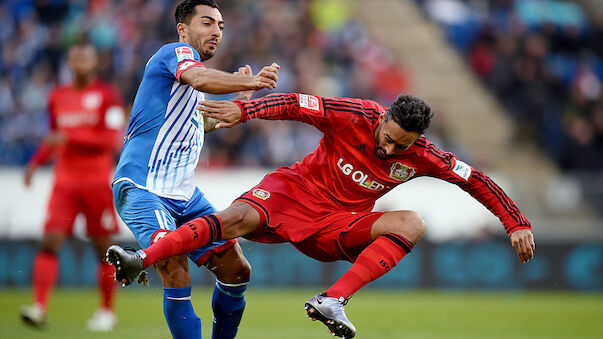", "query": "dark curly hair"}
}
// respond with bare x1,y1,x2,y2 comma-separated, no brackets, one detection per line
175,0,219,25
386,94,433,134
